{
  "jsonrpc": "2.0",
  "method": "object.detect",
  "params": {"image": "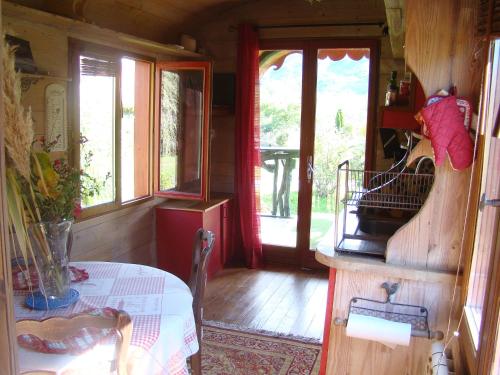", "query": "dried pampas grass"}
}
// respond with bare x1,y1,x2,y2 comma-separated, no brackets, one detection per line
2,37,33,181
